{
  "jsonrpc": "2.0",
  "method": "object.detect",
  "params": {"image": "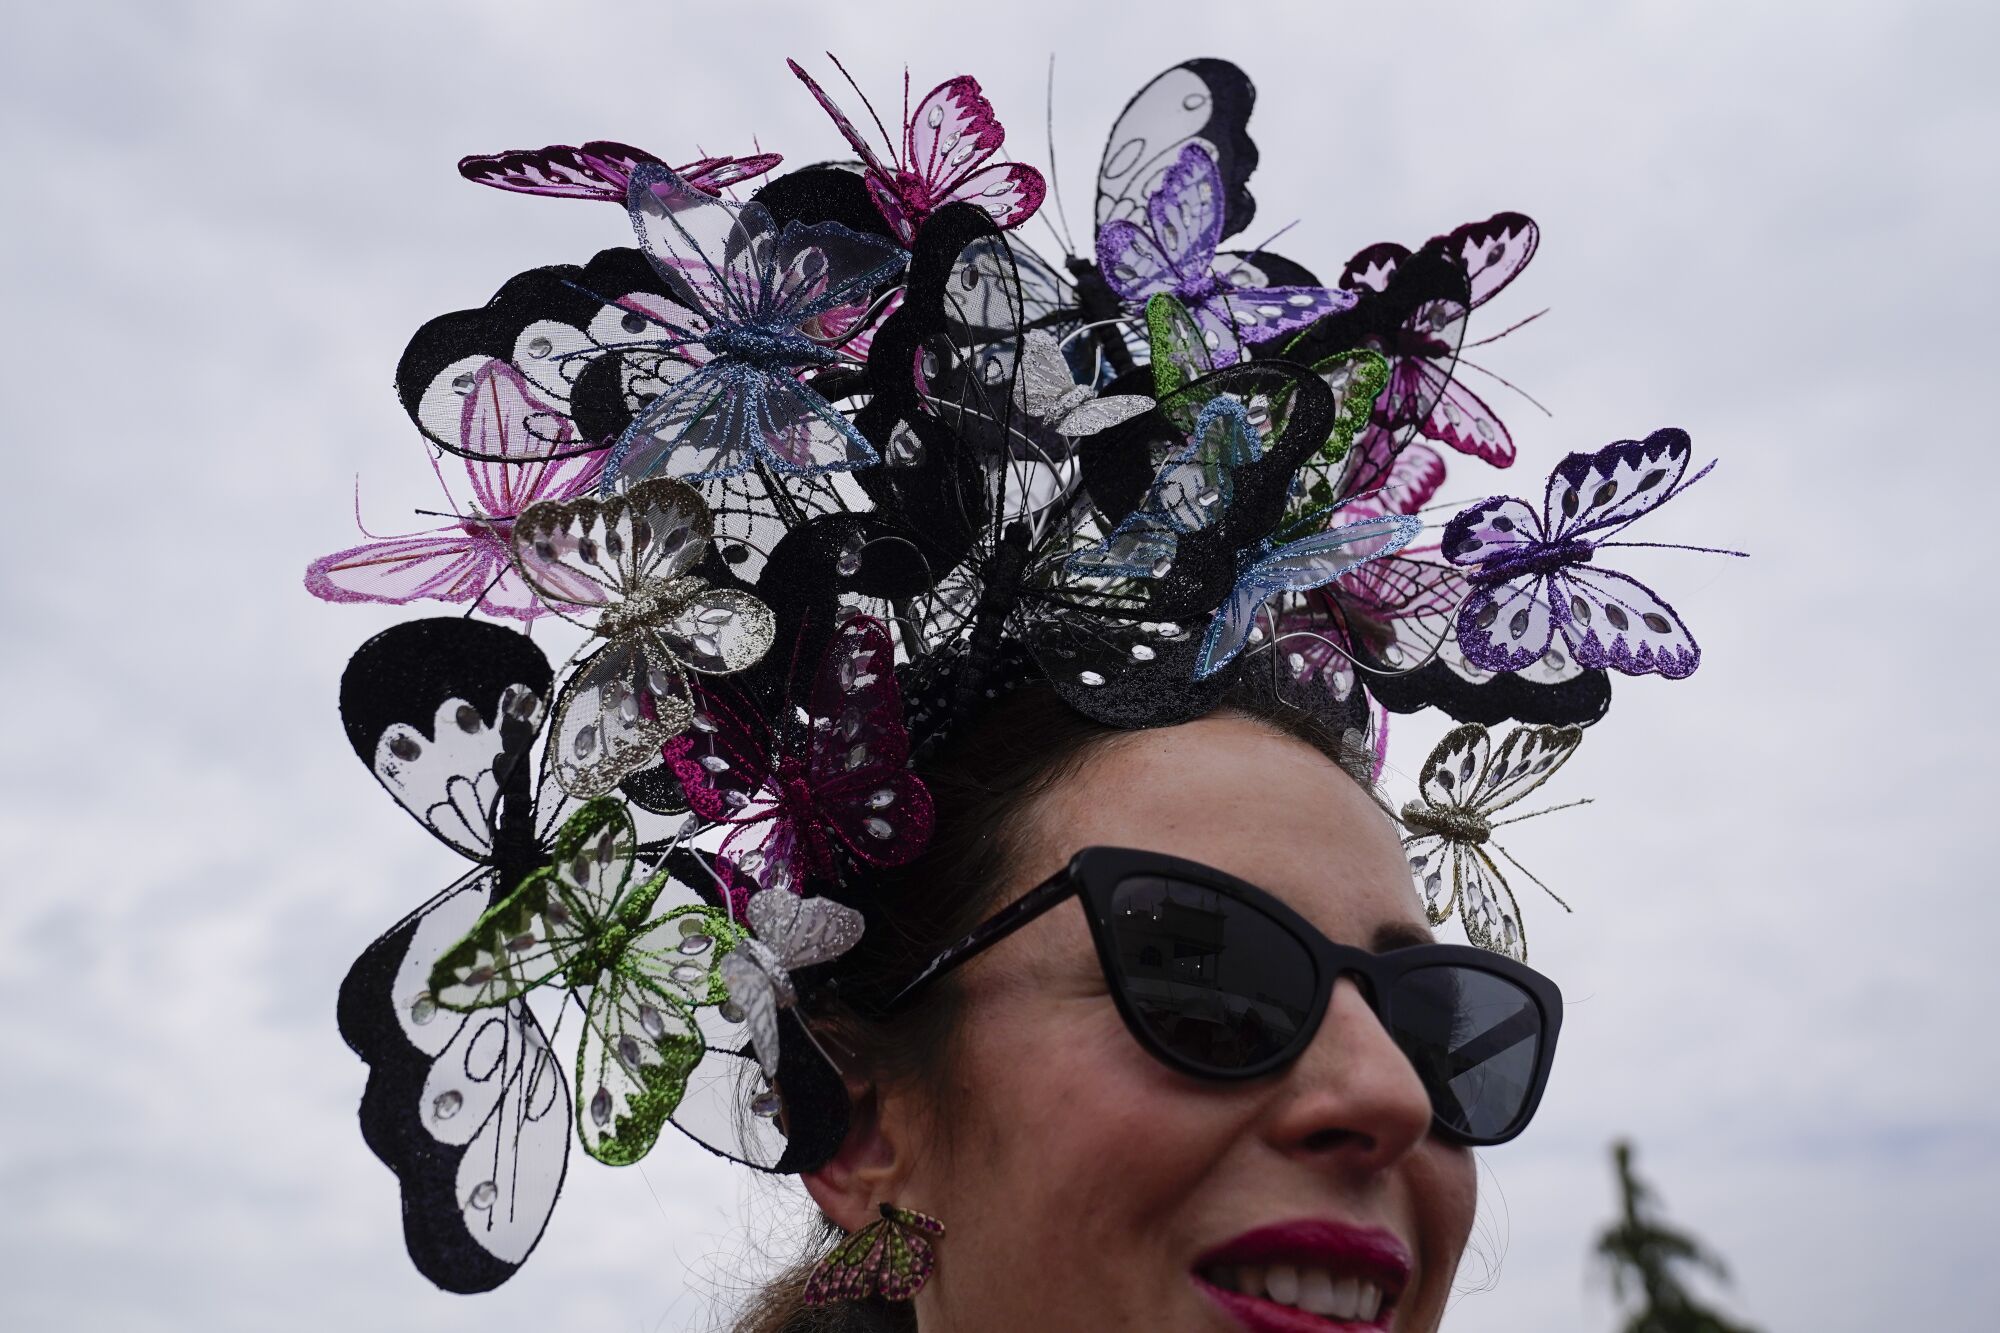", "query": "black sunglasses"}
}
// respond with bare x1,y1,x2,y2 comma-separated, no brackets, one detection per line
888,846,1564,1147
